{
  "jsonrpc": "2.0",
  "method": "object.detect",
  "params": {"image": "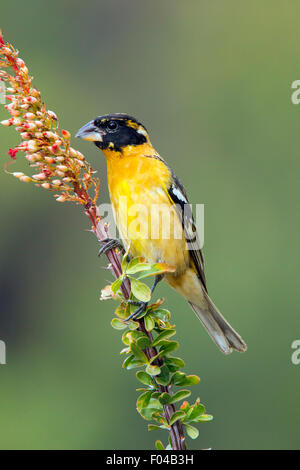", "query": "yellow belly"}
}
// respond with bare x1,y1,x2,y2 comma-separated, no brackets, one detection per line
105,152,190,275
